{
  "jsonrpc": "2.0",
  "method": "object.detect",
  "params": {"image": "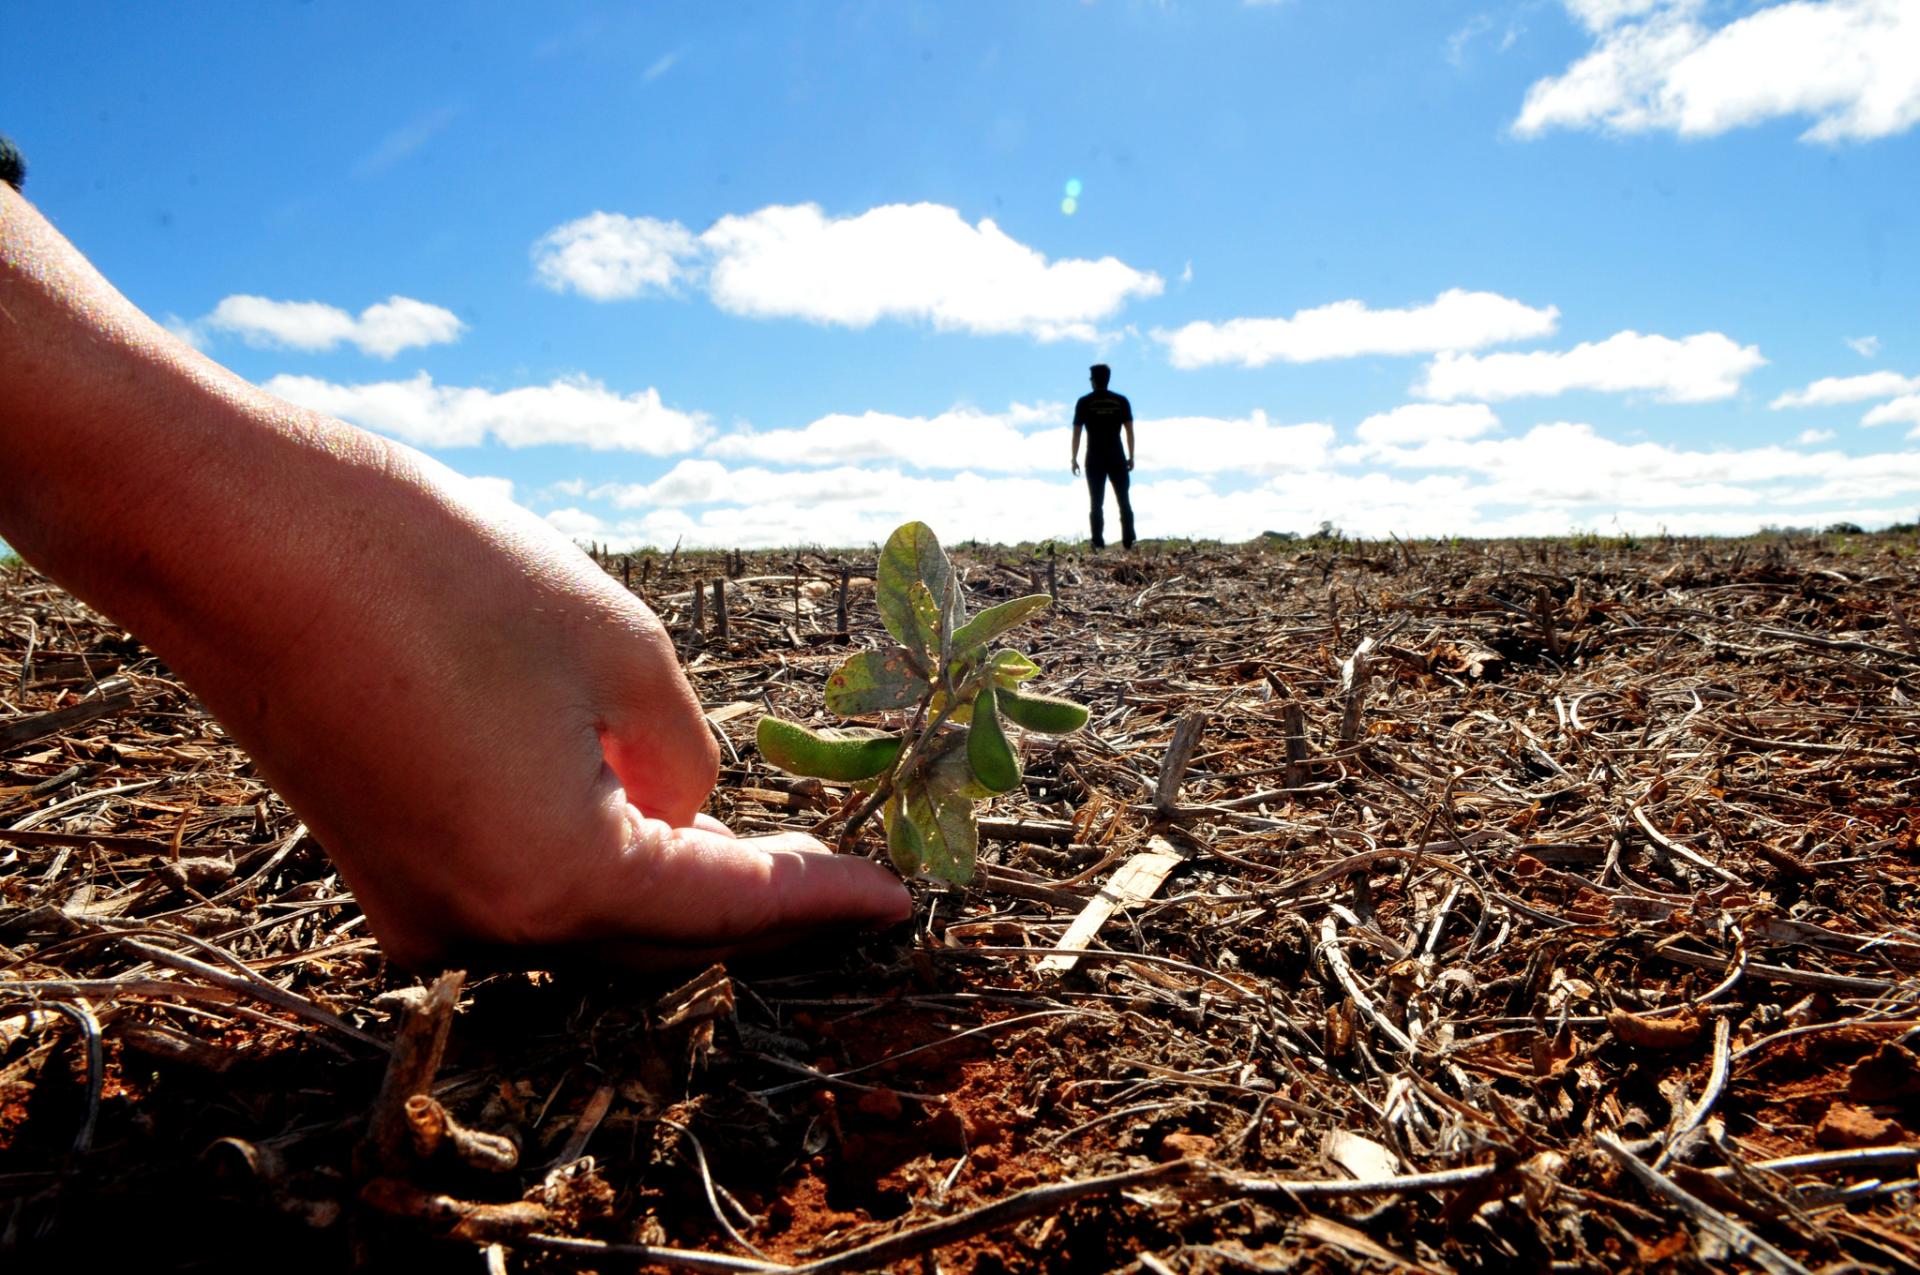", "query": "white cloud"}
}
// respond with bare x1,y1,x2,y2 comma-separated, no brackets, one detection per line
642,49,682,82
462,475,517,506
698,404,1332,476
1351,403,1502,447
543,417,1920,547
1566,0,1674,32
1847,335,1882,357
1155,289,1559,369
1446,14,1523,66
533,202,1163,342
354,105,459,178
545,507,608,537
202,294,466,359
532,213,701,301
1770,370,1920,407
1518,1,1920,144
1797,428,1837,443
1337,416,1920,513
1417,330,1764,403
706,406,1055,470
701,203,1163,341
1448,15,1495,67
1863,394,1920,431
262,371,709,453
